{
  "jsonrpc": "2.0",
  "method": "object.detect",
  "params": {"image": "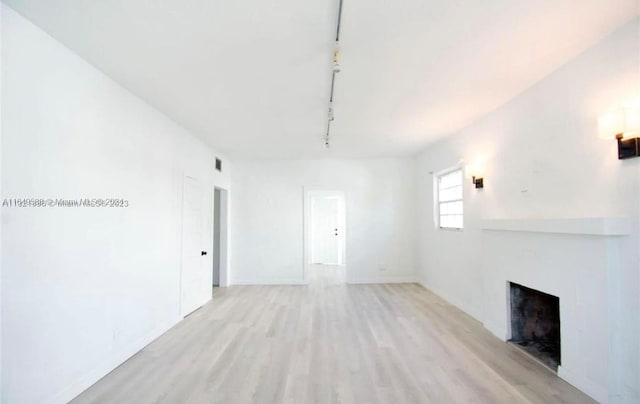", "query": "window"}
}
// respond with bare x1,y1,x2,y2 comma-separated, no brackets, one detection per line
437,168,463,229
